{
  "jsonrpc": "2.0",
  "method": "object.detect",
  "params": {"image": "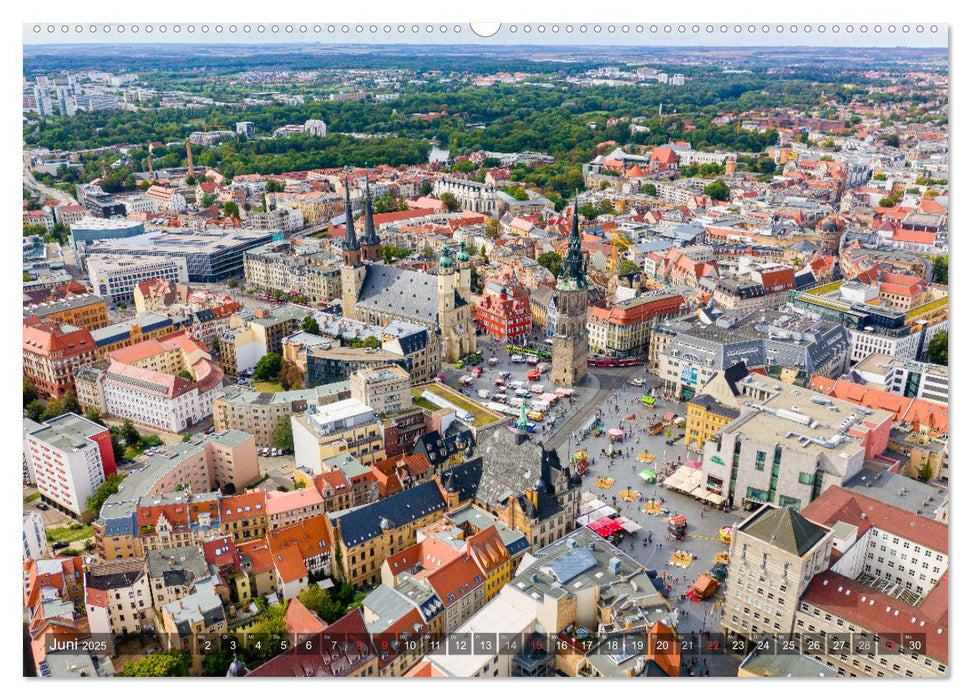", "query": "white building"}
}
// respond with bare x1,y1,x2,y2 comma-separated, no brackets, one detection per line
99,355,223,434
87,254,189,304
852,353,949,405
433,177,498,216
145,185,188,213
291,398,378,472
23,512,49,561
24,413,114,519
304,119,327,137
